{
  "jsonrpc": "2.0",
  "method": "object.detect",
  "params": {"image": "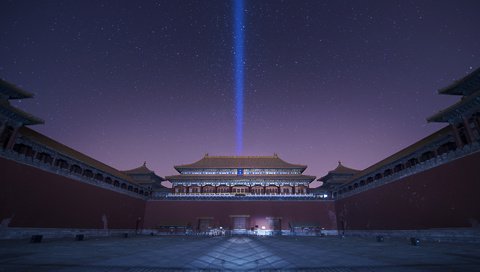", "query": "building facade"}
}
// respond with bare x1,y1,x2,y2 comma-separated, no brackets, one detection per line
165,154,316,199
1,68,480,239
